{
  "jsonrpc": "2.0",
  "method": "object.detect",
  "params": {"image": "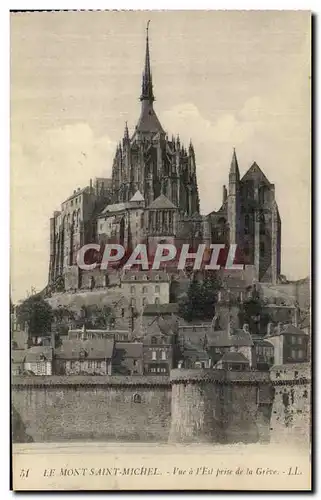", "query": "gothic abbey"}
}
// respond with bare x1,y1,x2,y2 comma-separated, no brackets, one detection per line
48,26,281,289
